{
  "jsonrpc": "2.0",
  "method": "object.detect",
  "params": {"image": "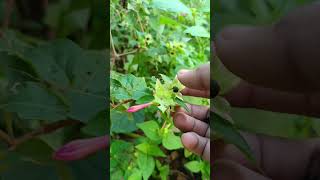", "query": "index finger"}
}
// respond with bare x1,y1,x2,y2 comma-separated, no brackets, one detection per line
177,63,210,91
215,3,320,92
